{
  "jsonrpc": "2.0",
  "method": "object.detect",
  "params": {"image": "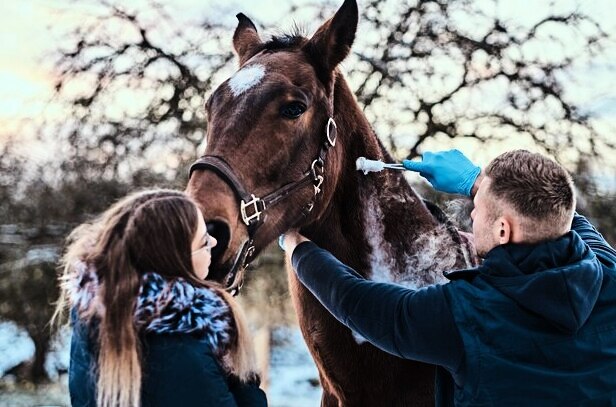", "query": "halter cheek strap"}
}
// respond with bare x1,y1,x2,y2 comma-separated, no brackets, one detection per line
188,116,337,295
